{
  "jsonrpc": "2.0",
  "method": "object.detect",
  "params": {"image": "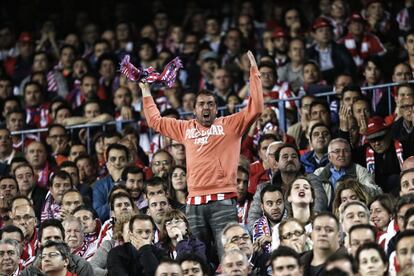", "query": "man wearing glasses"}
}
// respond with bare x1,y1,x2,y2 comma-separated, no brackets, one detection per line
314,138,381,206
10,204,38,265
221,222,270,275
